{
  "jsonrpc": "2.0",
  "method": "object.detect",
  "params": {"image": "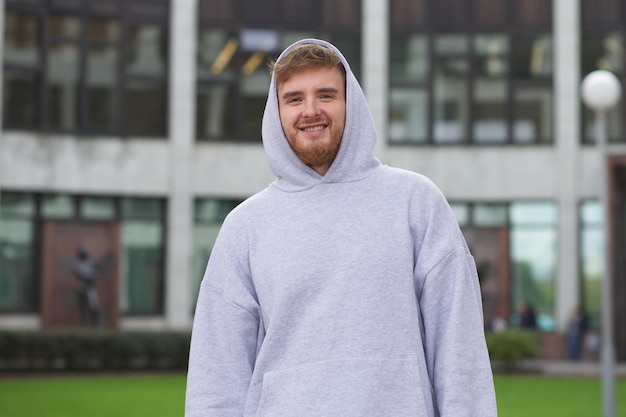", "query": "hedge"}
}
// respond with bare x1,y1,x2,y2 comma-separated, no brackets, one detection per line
486,328,541,371
0,329,191,372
